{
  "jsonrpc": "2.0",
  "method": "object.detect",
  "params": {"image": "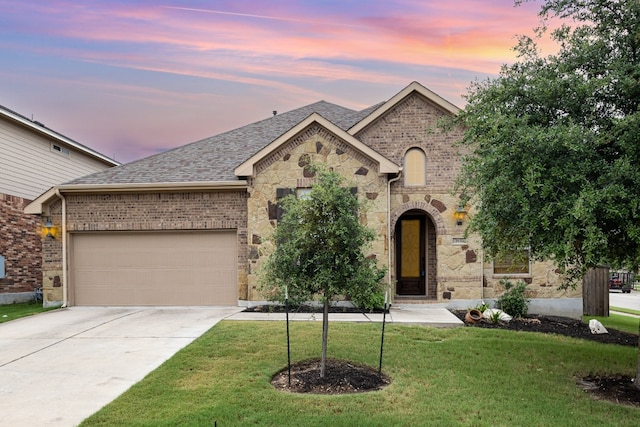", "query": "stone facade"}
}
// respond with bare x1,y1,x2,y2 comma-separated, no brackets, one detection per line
246,124,389,300
0,193,42,302
354,93,481,302
246,91,581,305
